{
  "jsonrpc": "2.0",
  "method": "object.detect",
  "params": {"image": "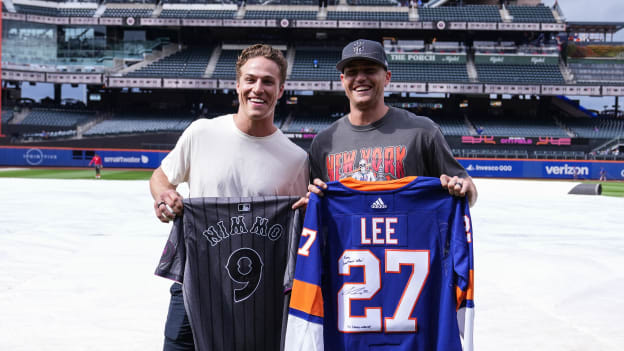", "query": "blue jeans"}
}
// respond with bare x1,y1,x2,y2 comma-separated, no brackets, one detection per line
163,283,195,351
